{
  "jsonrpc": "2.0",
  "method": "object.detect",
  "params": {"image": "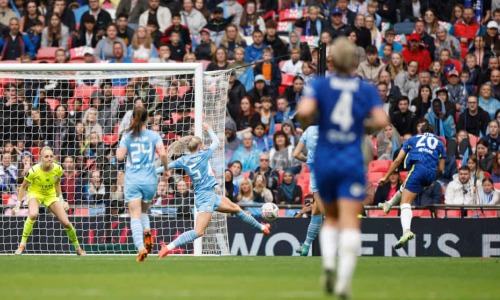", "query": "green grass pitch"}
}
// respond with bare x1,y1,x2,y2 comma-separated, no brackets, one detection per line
1,256,499,300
